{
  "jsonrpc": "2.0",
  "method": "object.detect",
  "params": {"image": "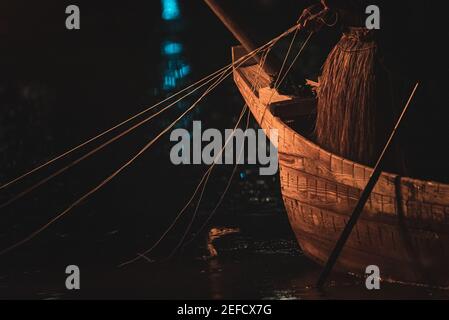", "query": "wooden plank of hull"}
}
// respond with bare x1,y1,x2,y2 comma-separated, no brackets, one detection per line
232,49,449,286
284,196,449,285
280,164,397,217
